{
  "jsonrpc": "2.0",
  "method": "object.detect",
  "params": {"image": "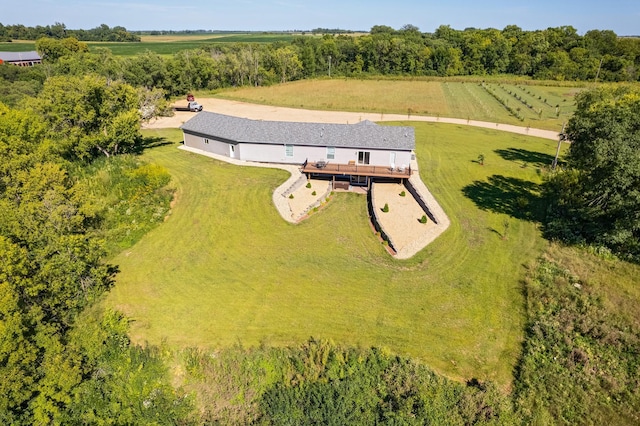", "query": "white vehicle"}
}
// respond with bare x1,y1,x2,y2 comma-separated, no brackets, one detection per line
175,94,203,112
